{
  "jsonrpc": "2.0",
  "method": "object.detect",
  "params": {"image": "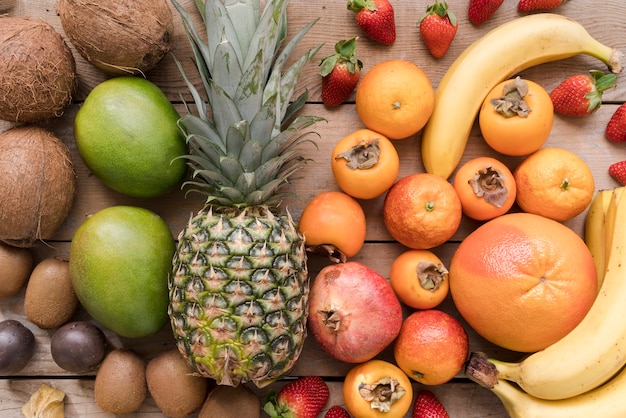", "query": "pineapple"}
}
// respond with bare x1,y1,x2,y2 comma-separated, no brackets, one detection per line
168,0,323,388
